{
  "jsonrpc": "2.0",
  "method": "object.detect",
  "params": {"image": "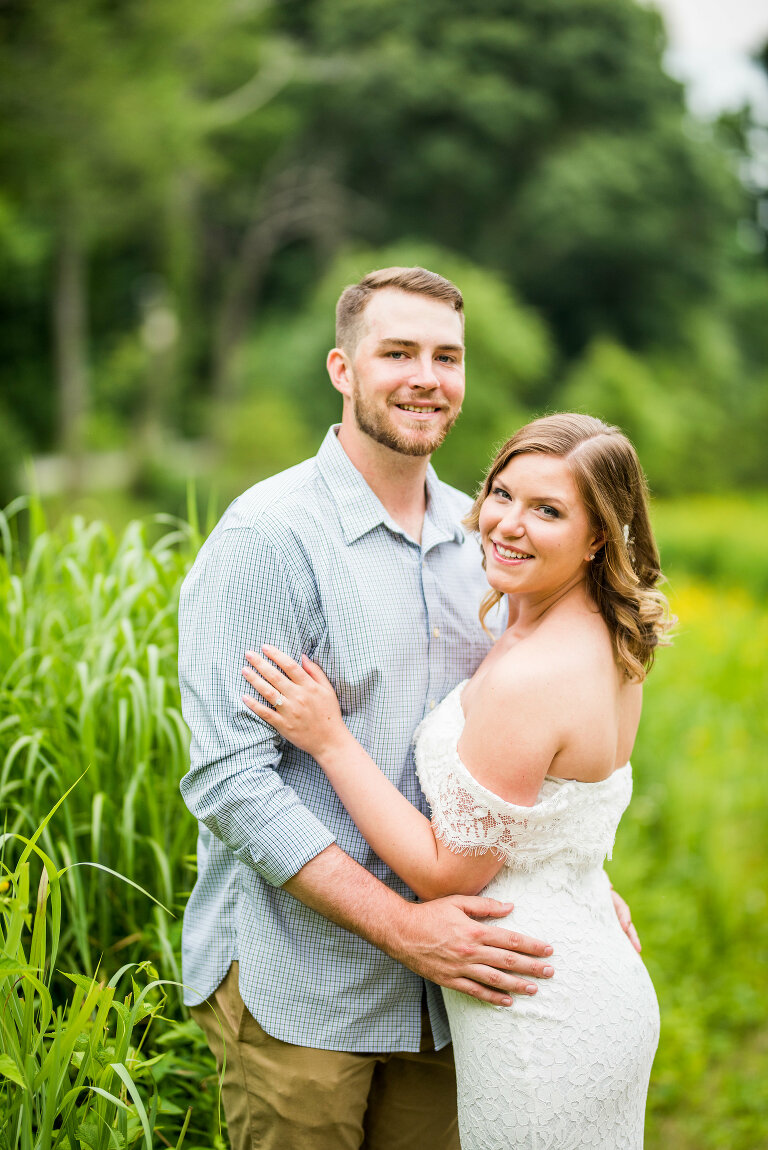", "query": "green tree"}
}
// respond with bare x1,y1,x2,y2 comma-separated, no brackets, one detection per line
278,0,741,354
0,0,303,479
